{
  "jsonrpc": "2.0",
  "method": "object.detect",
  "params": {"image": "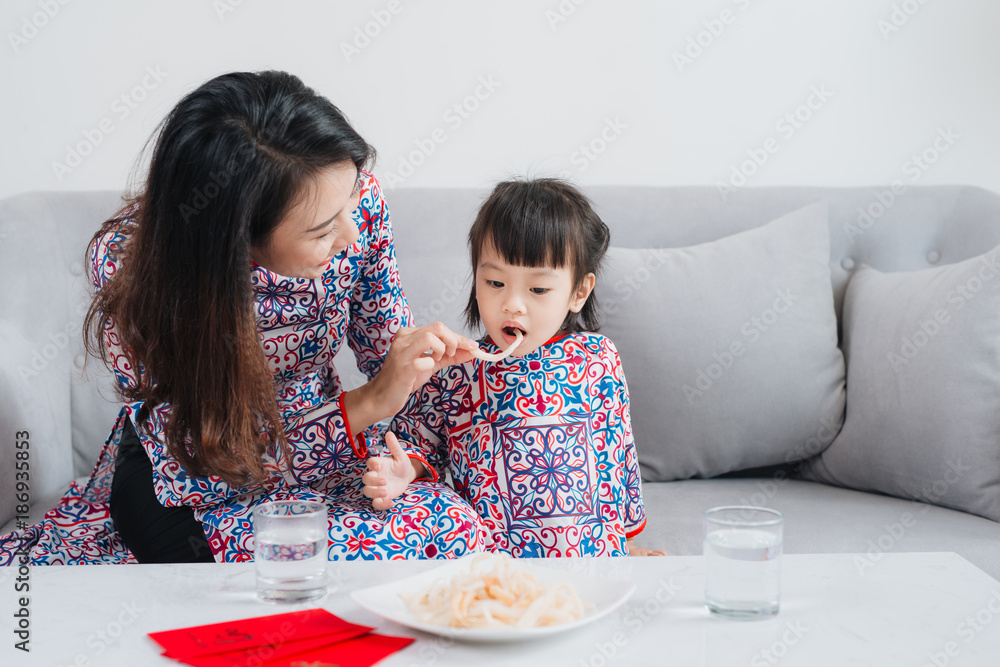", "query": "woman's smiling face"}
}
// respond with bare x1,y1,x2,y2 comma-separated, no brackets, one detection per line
250,161,362,279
